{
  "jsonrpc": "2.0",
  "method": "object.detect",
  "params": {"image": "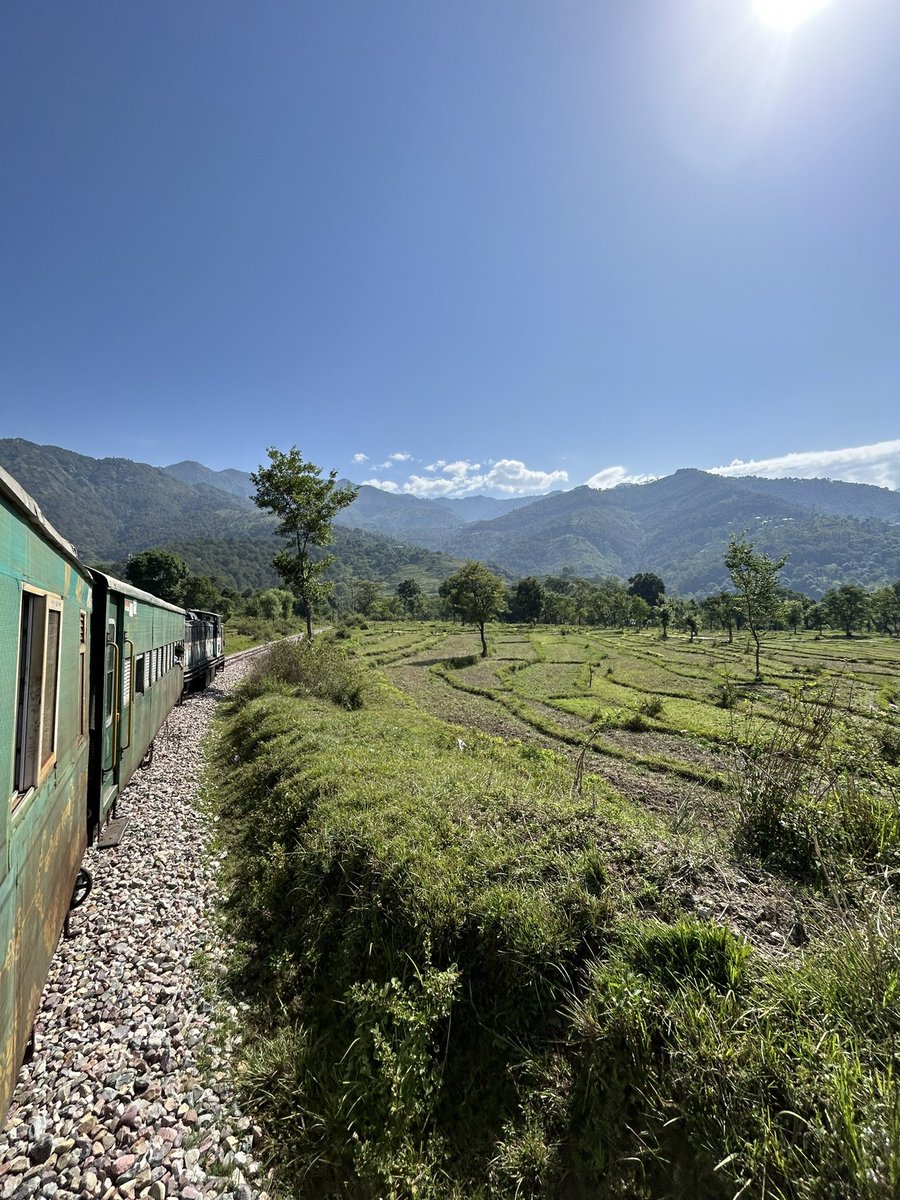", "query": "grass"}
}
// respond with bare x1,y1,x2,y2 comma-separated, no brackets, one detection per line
206,624,900,1198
